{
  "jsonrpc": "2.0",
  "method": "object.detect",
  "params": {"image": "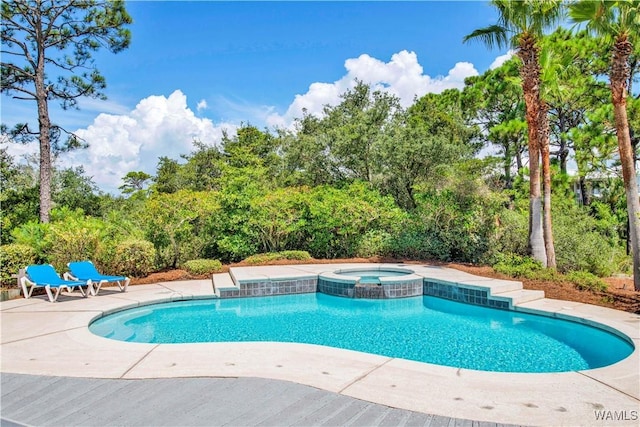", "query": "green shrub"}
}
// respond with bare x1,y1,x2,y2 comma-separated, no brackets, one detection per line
11,221,50,262
278,250,311,260
113,239,156,277
552,200,619,276
493,253,544,278
214,234,258,263
182,259,223,275
94,210,147,274
46,223,102,272
142,190,220,269
565,271,608,292
0,244,36,286
384,186,501,263
304,183,404,259
493,253,564,281
356,230,393,258
487,208,528,259
243,250,311,265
